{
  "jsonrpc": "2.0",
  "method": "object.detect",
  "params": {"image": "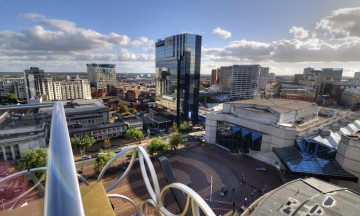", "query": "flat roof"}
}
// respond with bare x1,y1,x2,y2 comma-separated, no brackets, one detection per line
229,99,316,114
246,177,360,216
148,116,171,124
